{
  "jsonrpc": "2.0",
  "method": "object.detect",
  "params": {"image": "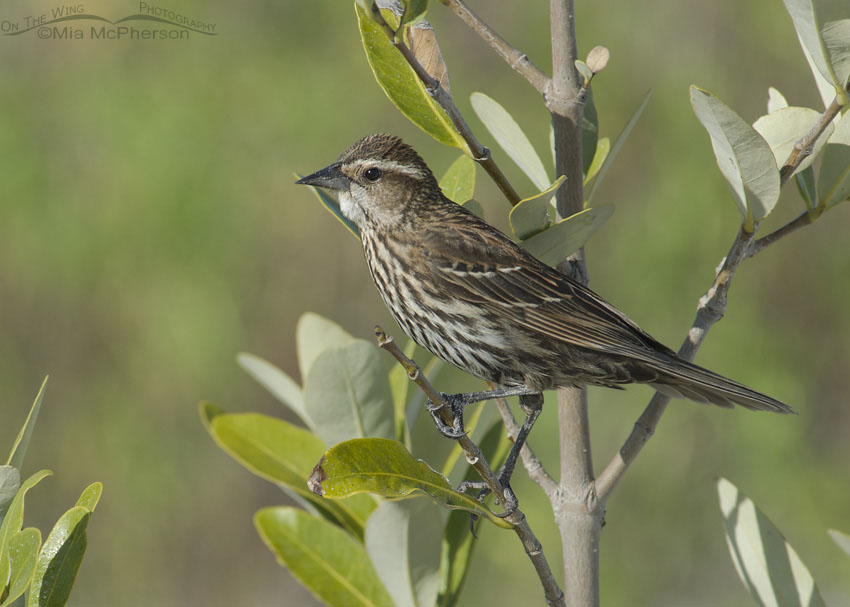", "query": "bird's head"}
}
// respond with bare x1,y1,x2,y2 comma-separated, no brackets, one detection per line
296,134,440,231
